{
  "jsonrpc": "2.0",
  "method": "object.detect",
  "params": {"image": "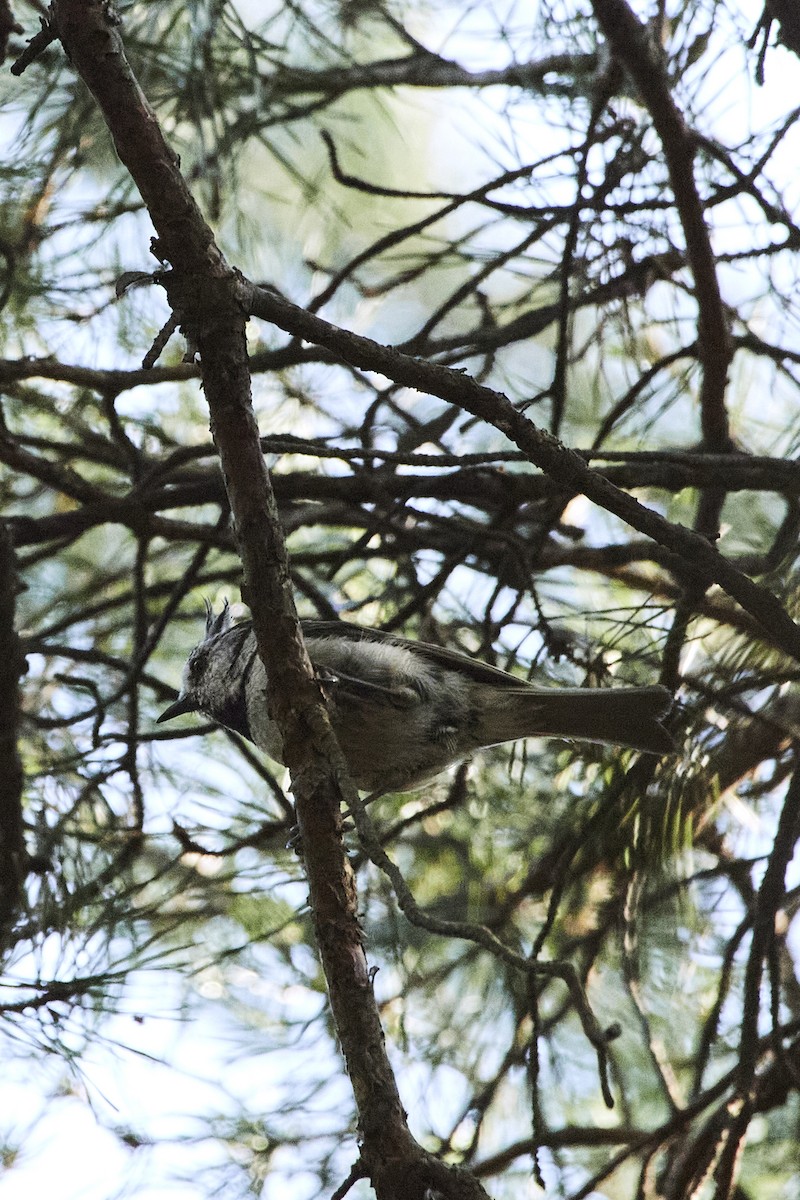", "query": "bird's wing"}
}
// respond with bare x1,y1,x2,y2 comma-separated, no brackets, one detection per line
315,664,422,708
300,618,529,690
